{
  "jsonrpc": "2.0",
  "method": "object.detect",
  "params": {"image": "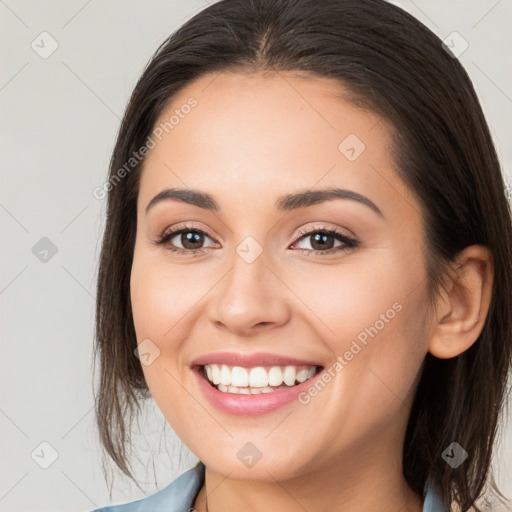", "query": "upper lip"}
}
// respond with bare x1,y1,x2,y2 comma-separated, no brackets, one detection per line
191,351,323,368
